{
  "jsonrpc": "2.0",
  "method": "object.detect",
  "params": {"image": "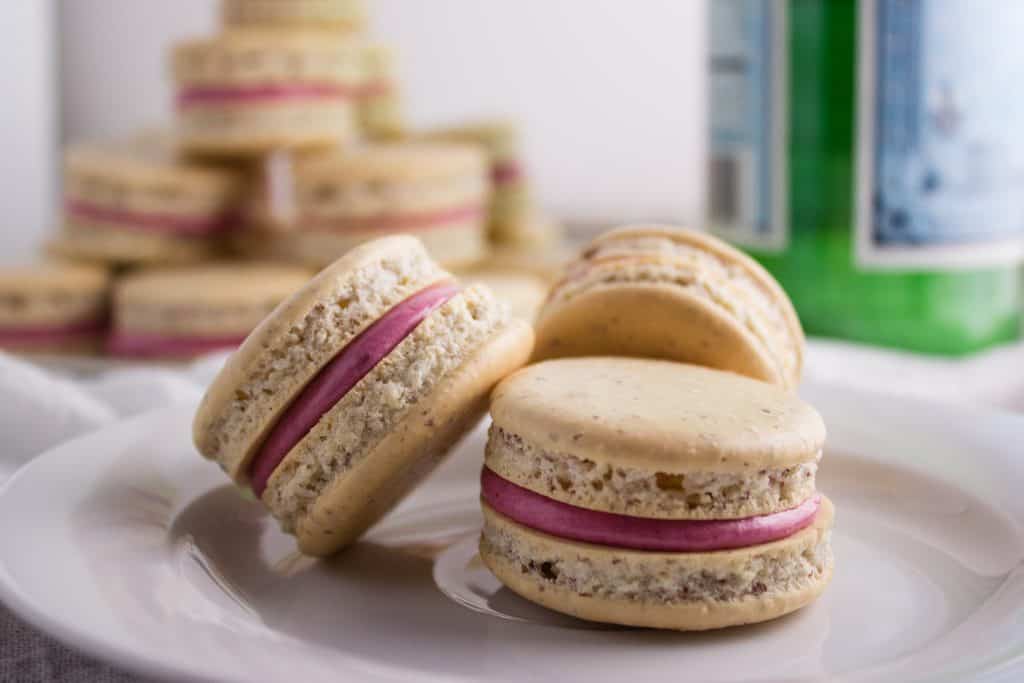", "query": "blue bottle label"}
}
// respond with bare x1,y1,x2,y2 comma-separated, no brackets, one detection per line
708,0,788,252
856,0,1024,268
